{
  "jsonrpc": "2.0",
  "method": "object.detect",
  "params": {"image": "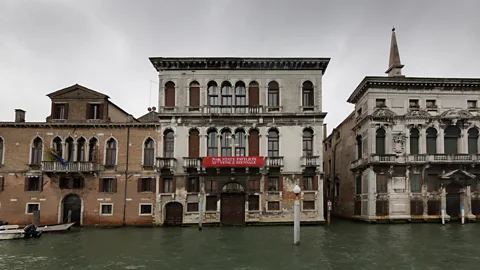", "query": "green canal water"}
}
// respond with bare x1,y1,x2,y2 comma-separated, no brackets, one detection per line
1,220,479,270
